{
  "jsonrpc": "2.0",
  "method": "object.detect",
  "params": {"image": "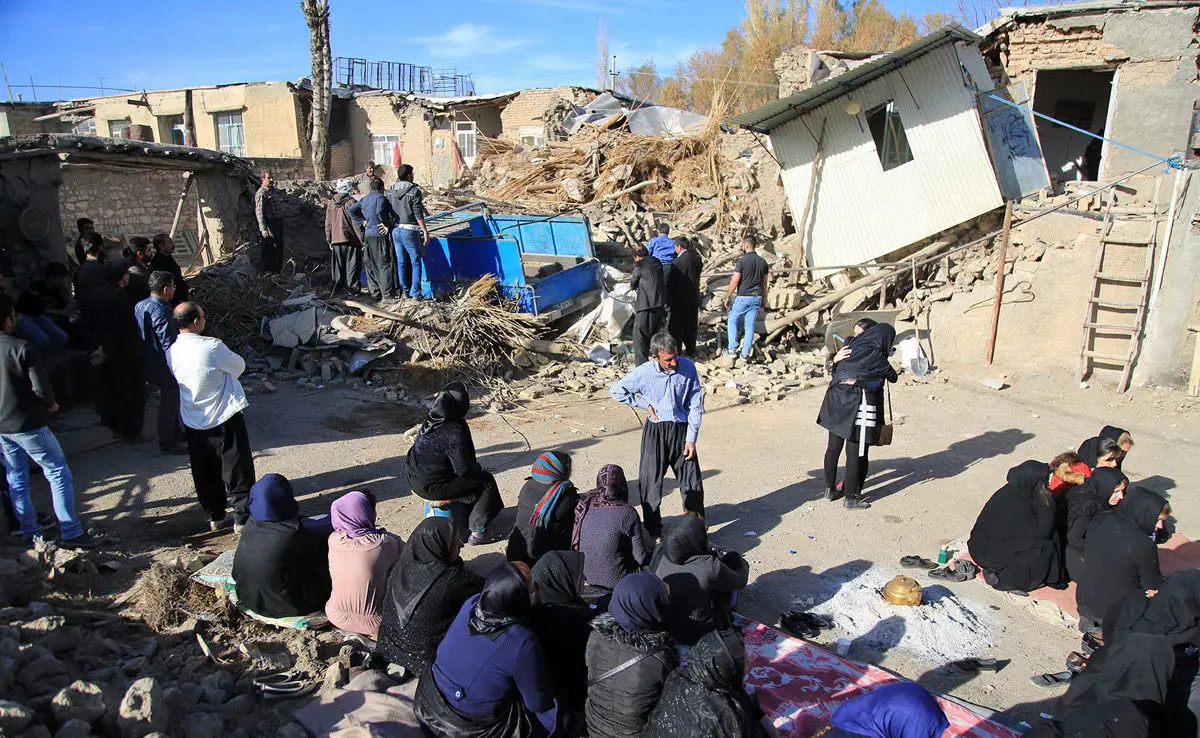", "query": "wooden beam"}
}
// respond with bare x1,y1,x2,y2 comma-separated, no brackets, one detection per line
985,201,1014,365
168,172,195,241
